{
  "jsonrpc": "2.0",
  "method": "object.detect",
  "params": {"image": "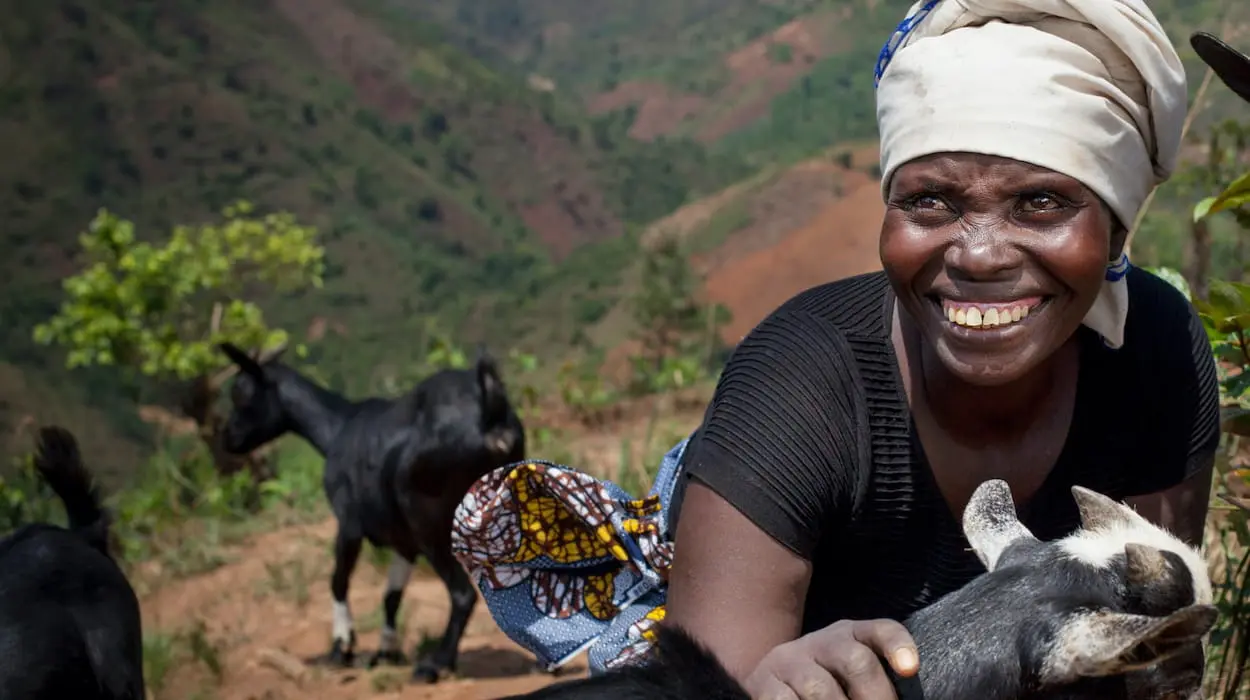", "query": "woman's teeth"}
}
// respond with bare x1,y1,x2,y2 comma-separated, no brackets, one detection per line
942,300,1037,329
